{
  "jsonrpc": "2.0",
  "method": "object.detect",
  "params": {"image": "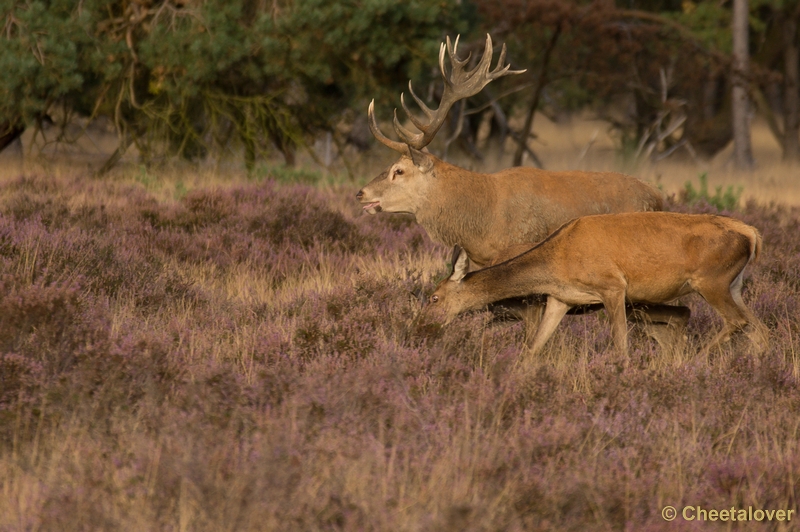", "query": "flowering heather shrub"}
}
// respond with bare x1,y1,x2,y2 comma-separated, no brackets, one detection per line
0,216,197,311
1,172,799,530
0,274,108,369
292,287,381,361
6,192,71,228
0,352,43,410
